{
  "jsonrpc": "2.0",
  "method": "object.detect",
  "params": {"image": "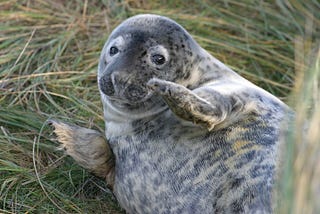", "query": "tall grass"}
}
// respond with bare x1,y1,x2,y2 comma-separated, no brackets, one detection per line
277,39,320,213
0,0,319,213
